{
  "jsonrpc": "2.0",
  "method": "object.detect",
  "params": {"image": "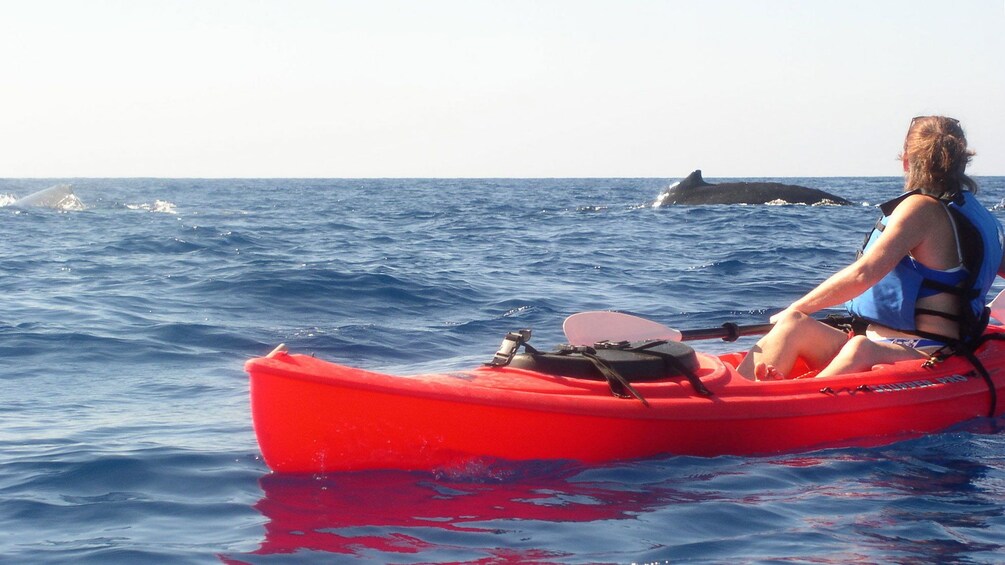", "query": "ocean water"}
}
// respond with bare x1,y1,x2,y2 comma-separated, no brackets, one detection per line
2,176,1004,564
